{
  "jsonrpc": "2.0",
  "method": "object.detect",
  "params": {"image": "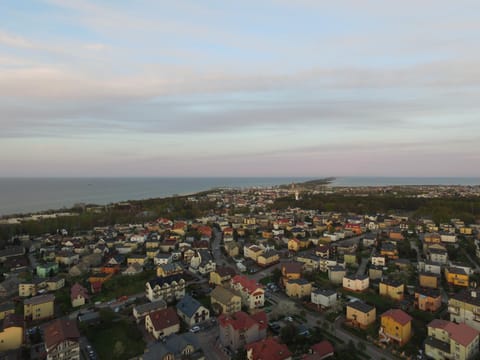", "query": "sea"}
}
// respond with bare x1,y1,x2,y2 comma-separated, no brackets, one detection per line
0,177,479,217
